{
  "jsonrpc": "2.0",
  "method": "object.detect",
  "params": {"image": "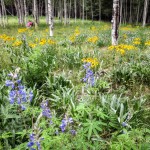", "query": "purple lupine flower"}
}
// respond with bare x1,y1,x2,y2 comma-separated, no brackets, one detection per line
122,122,128,127
82,63,95,86
5,80,14,87
68,118,73,123
6,70,33,110
40,101,52,119
60,119,67,132
60,117,75,133
70,130,76,135
27,133,43,150
27,141,34,148
29,92,34,102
